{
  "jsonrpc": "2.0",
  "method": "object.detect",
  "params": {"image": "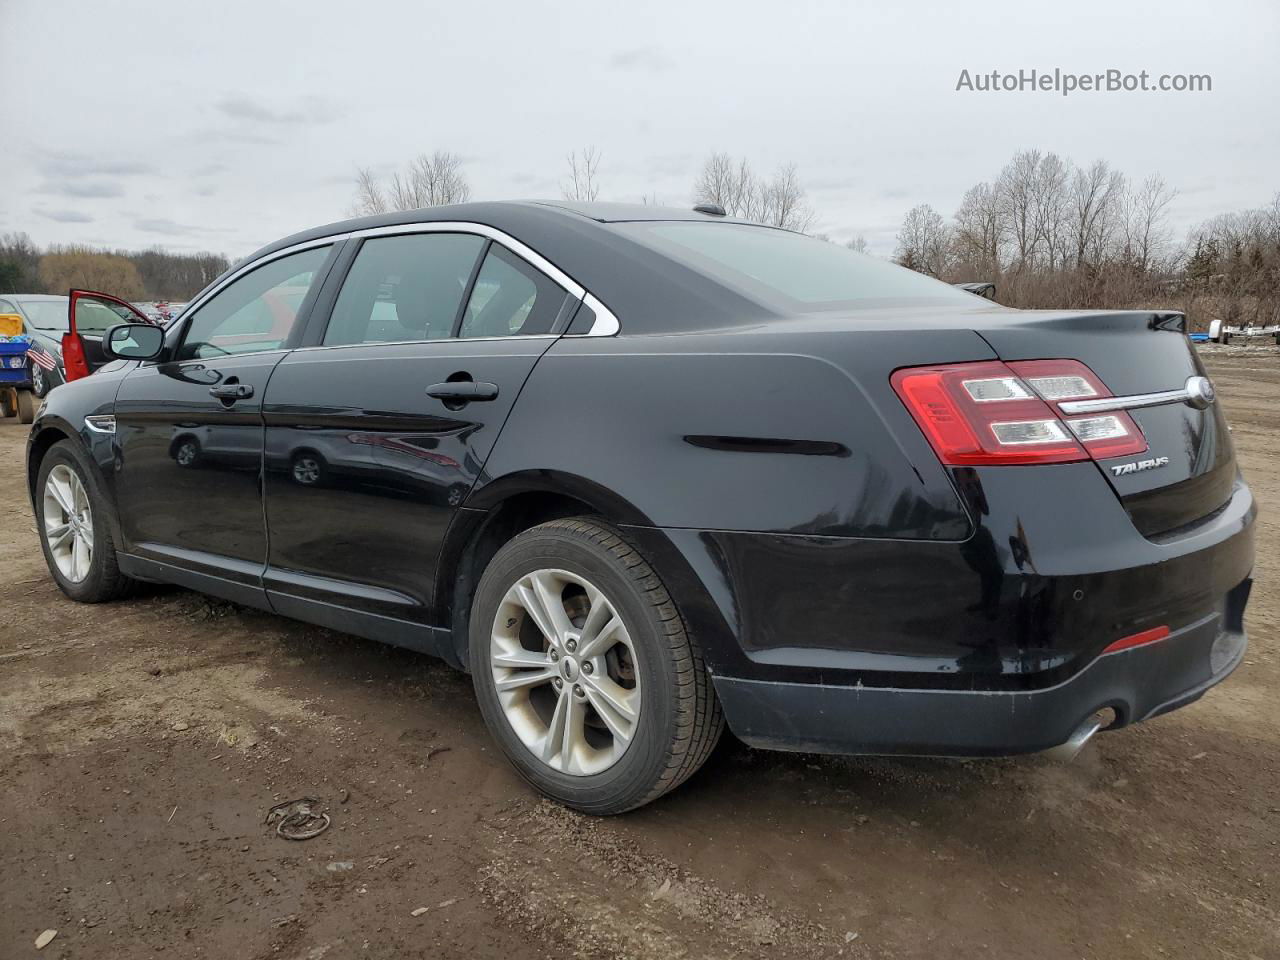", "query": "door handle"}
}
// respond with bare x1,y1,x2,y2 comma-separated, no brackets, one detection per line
209,383,253,400
426,381,499,402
